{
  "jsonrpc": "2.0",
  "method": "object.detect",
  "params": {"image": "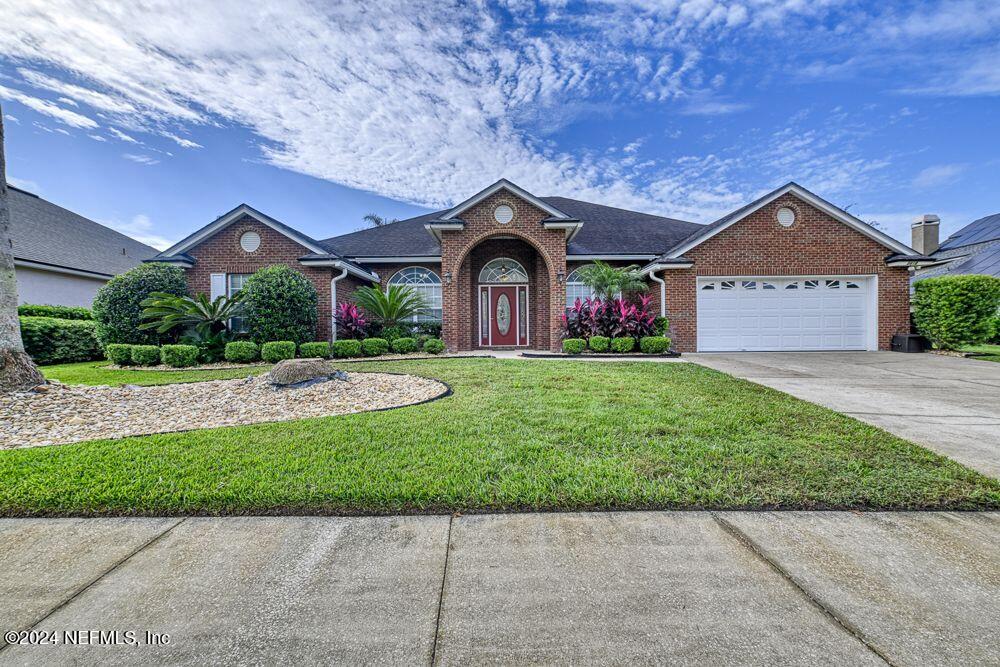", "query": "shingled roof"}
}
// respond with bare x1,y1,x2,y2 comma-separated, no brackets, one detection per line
8,185,158,277
937,212,1000,252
